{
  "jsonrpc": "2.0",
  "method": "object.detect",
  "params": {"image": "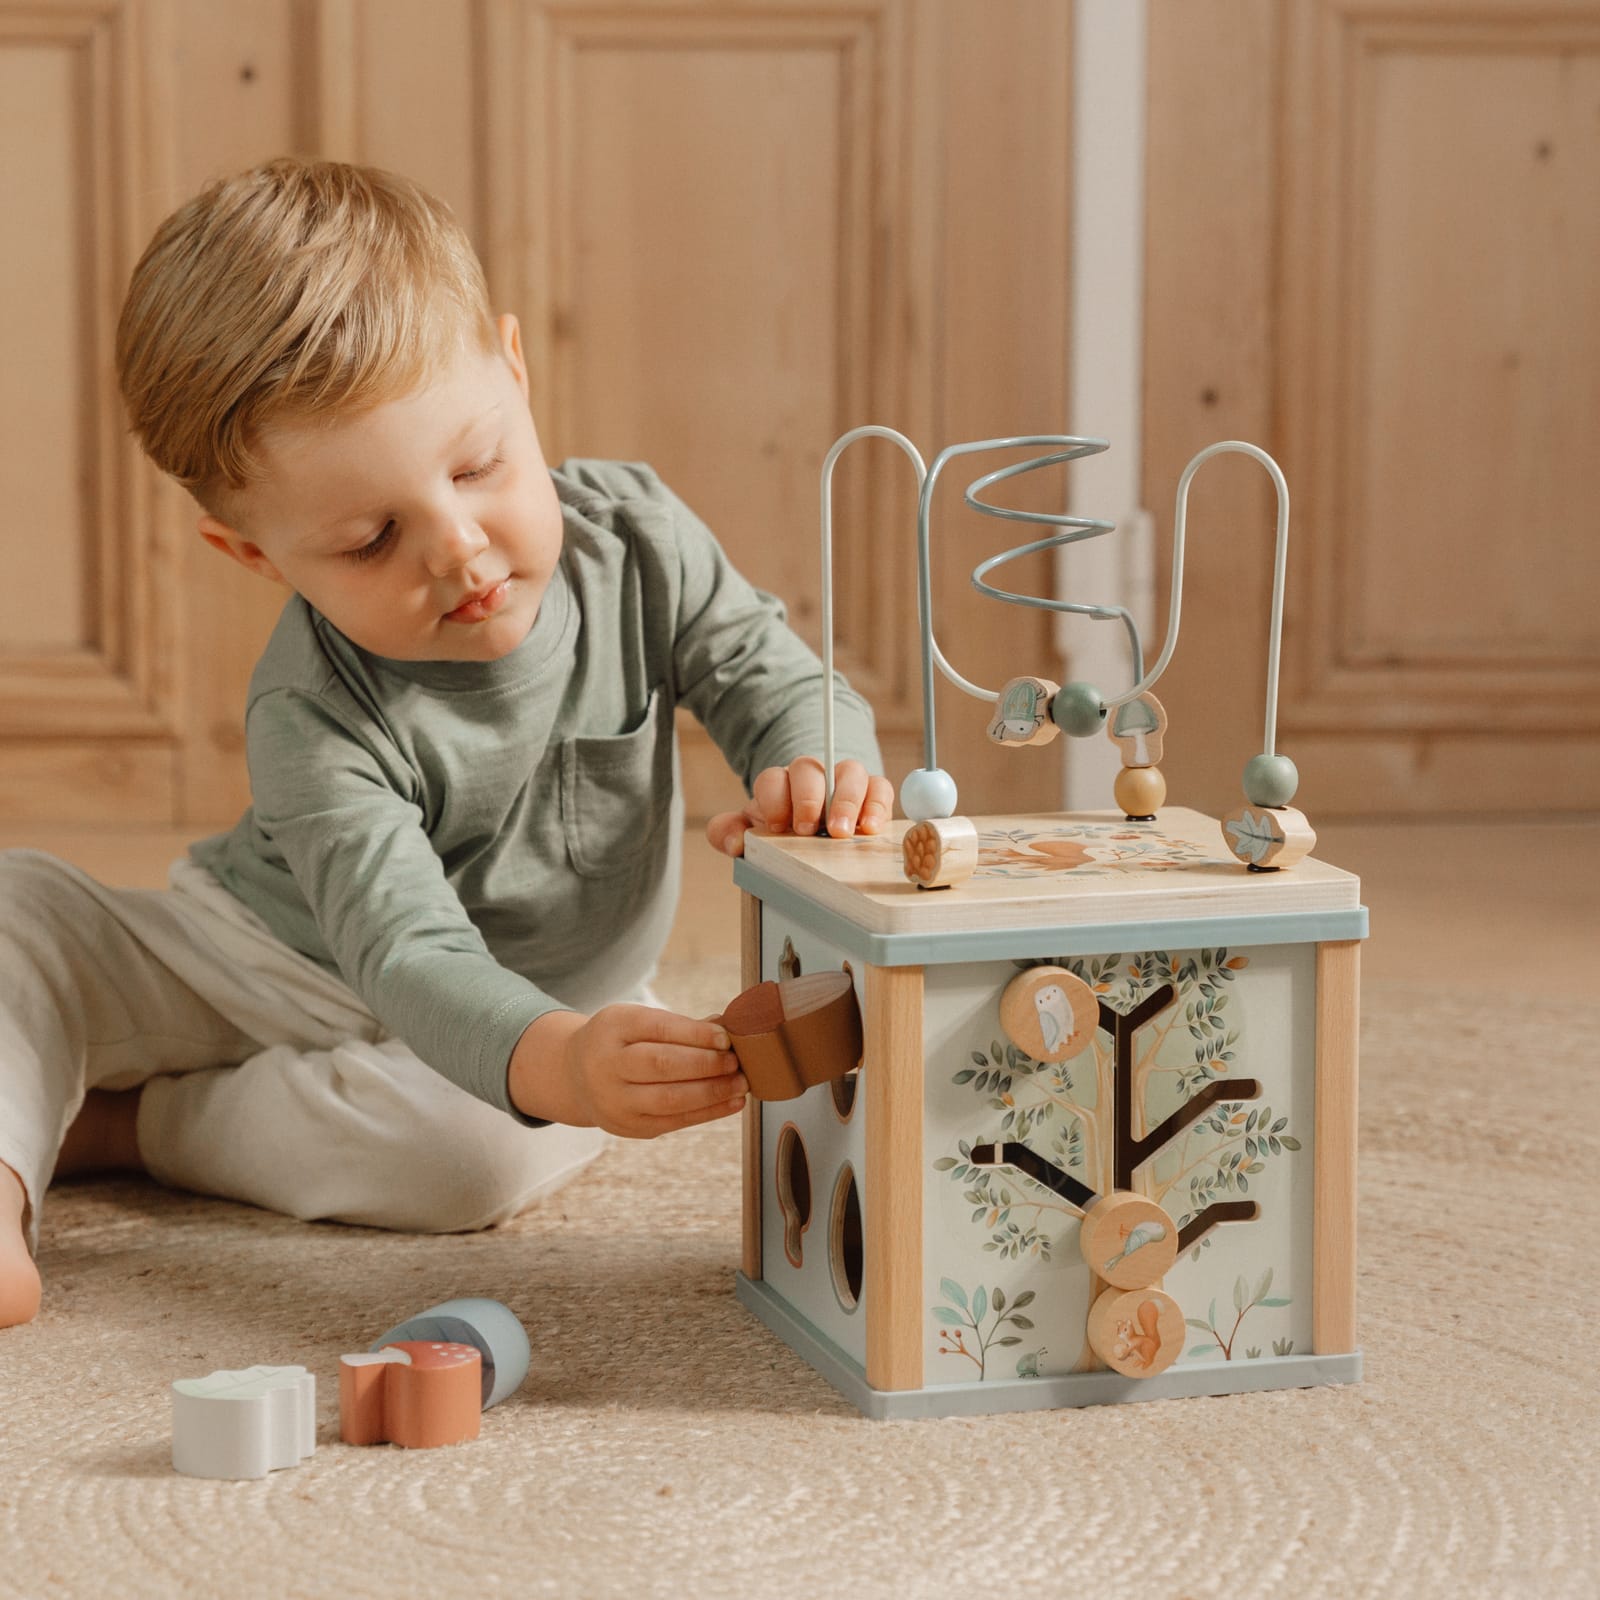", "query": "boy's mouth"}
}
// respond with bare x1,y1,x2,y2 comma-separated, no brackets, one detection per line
444,578,511,623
